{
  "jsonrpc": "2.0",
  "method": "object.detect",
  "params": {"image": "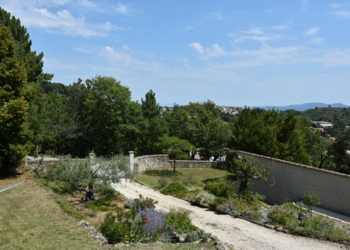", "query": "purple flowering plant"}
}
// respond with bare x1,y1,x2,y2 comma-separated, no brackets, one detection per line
100,207,172,244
